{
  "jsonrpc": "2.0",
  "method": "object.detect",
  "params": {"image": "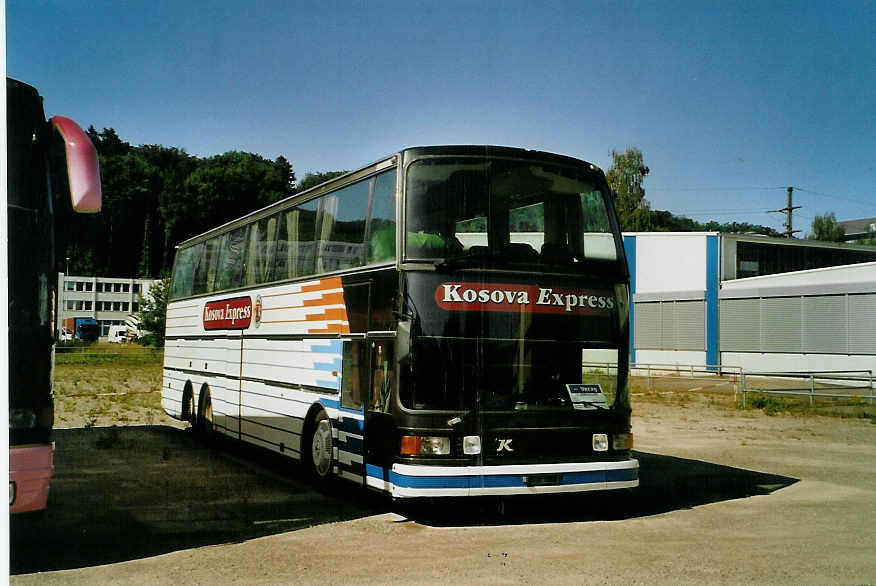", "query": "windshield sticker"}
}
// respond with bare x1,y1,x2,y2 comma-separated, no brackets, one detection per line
203,296,253,330
567,383,608,409
435,282,615,314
